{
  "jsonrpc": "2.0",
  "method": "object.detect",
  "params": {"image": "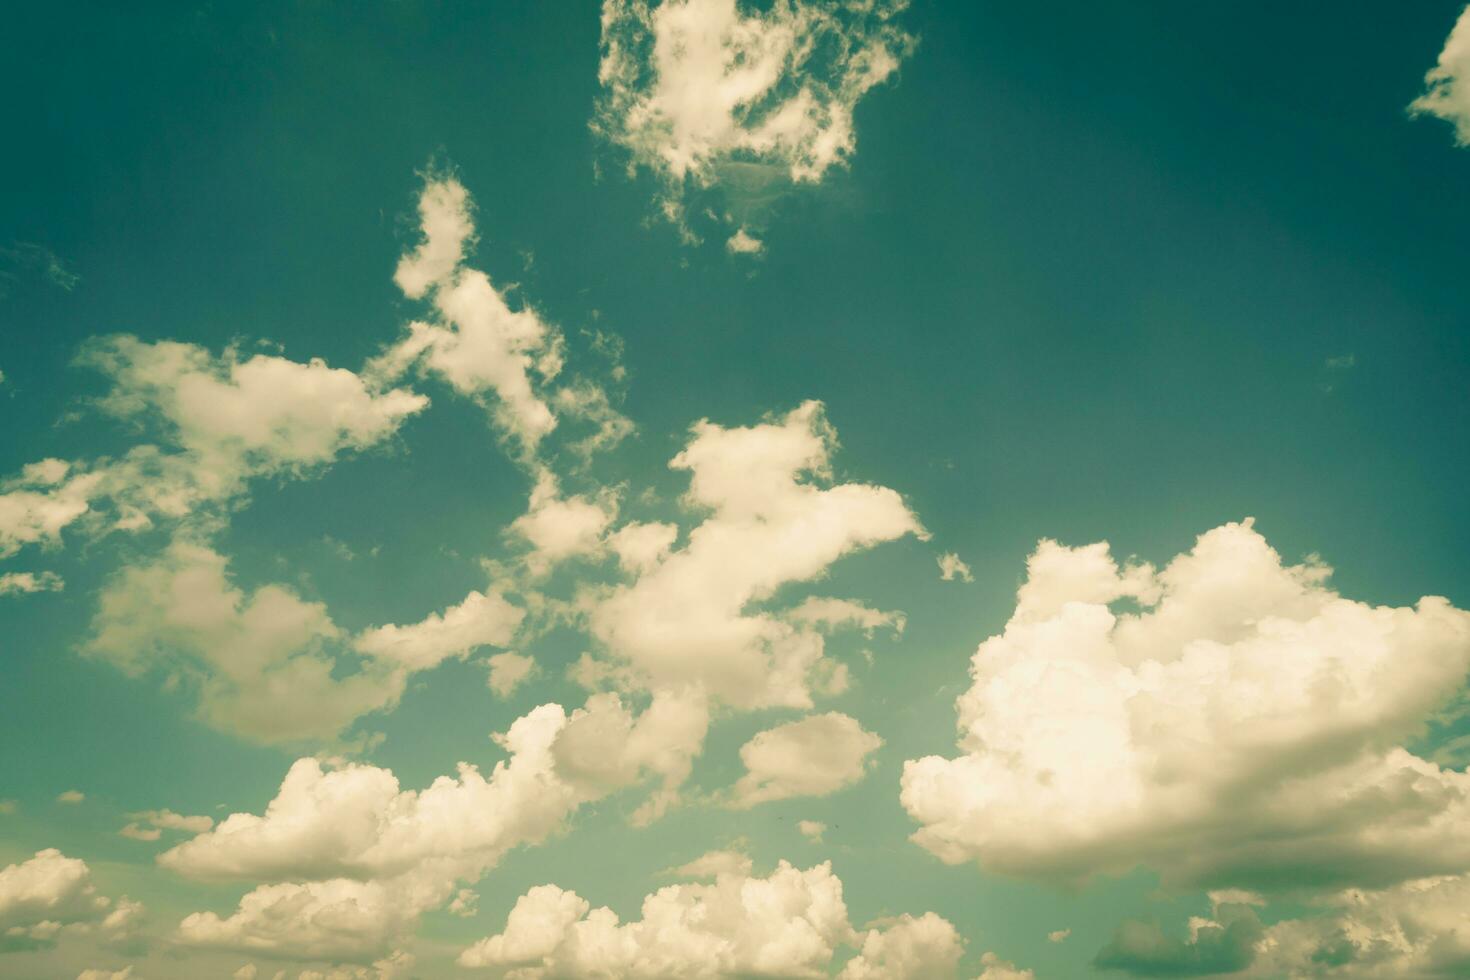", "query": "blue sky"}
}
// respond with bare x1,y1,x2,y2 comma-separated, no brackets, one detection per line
2,2,1470,978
